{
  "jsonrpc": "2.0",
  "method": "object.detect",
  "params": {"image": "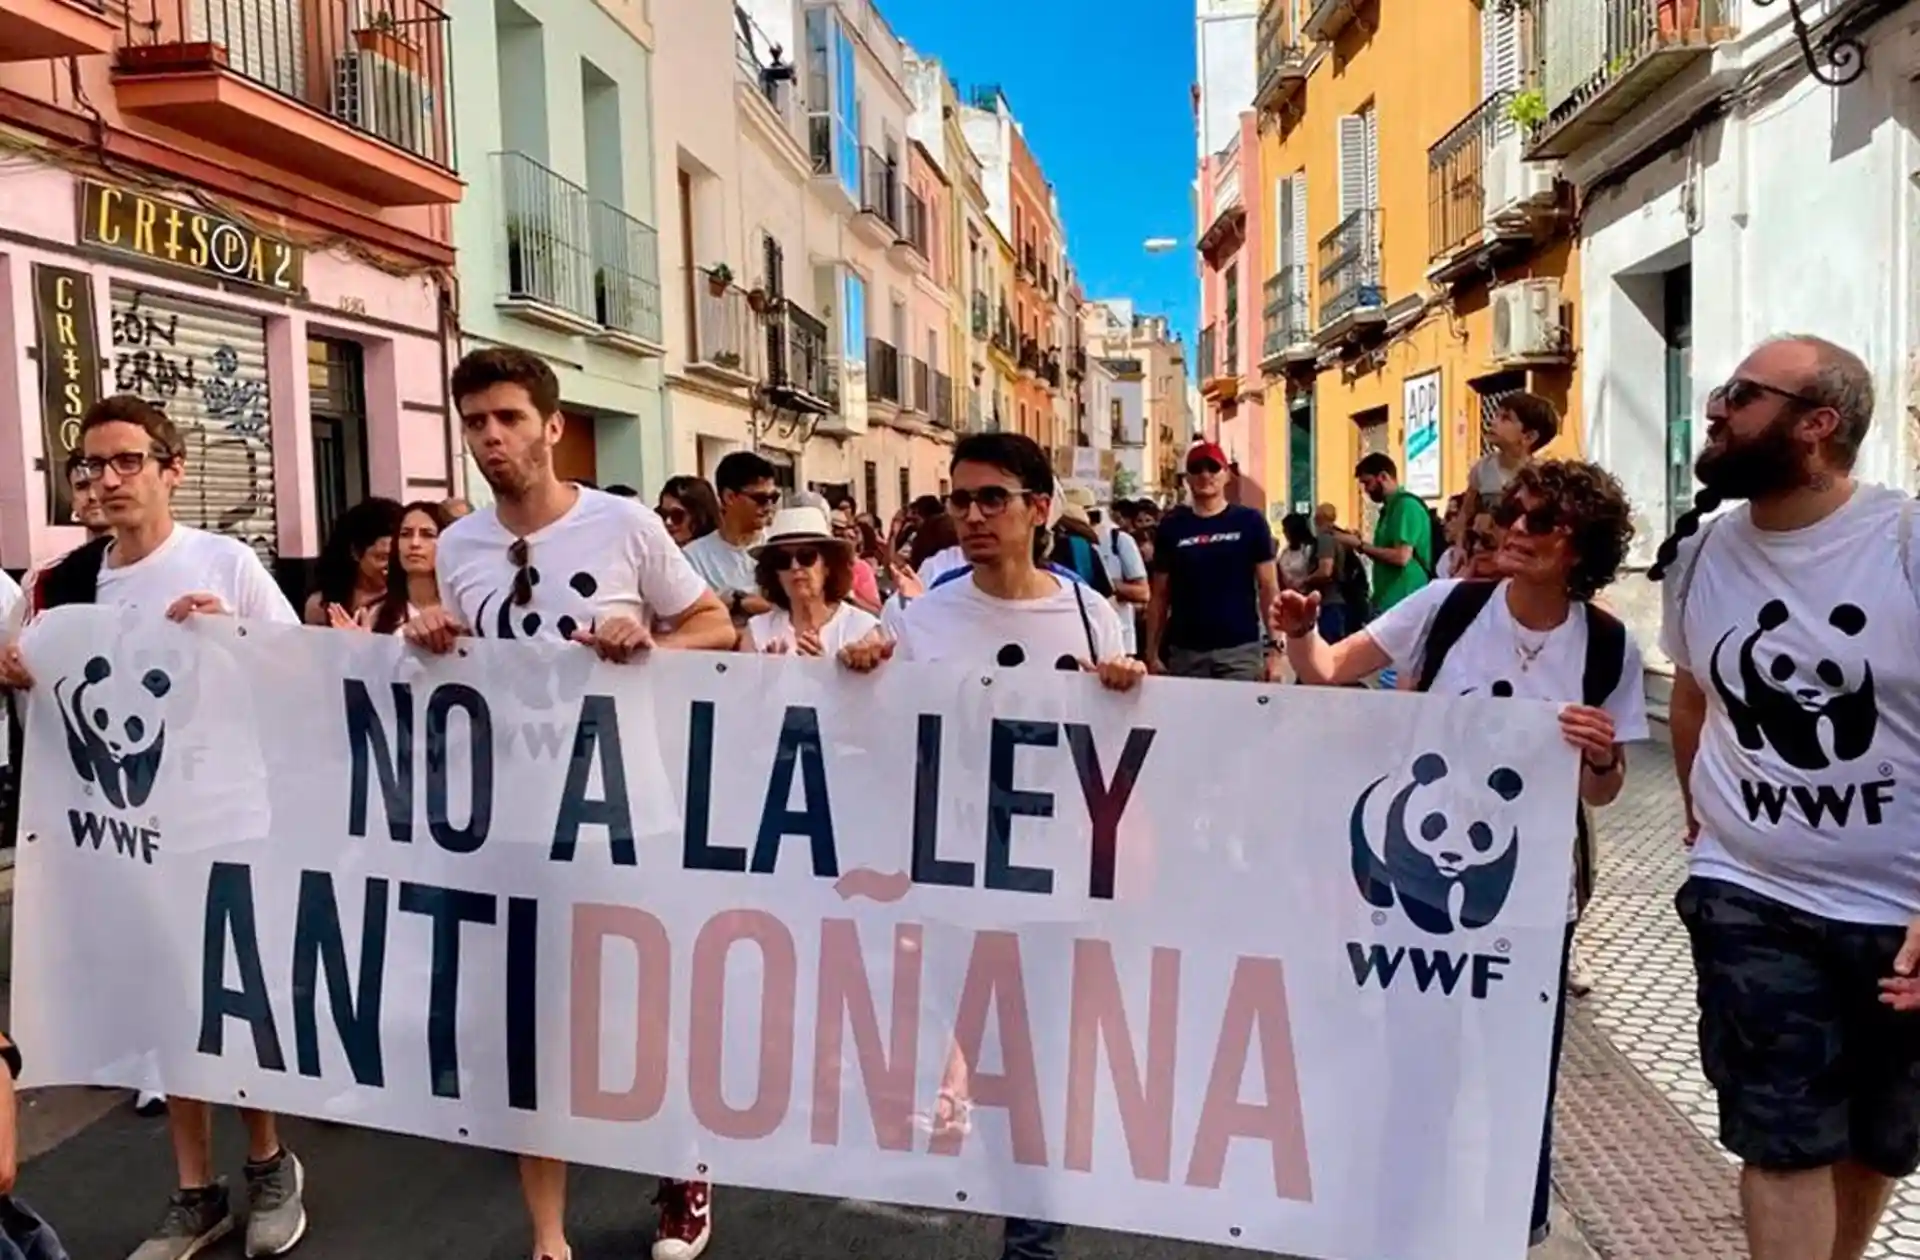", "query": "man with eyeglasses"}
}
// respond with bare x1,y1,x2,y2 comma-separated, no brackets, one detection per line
406,346,732,1260
1652,335,1920,1260
1142,441,1278,681
684,450,782,631
0,395,307,1260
